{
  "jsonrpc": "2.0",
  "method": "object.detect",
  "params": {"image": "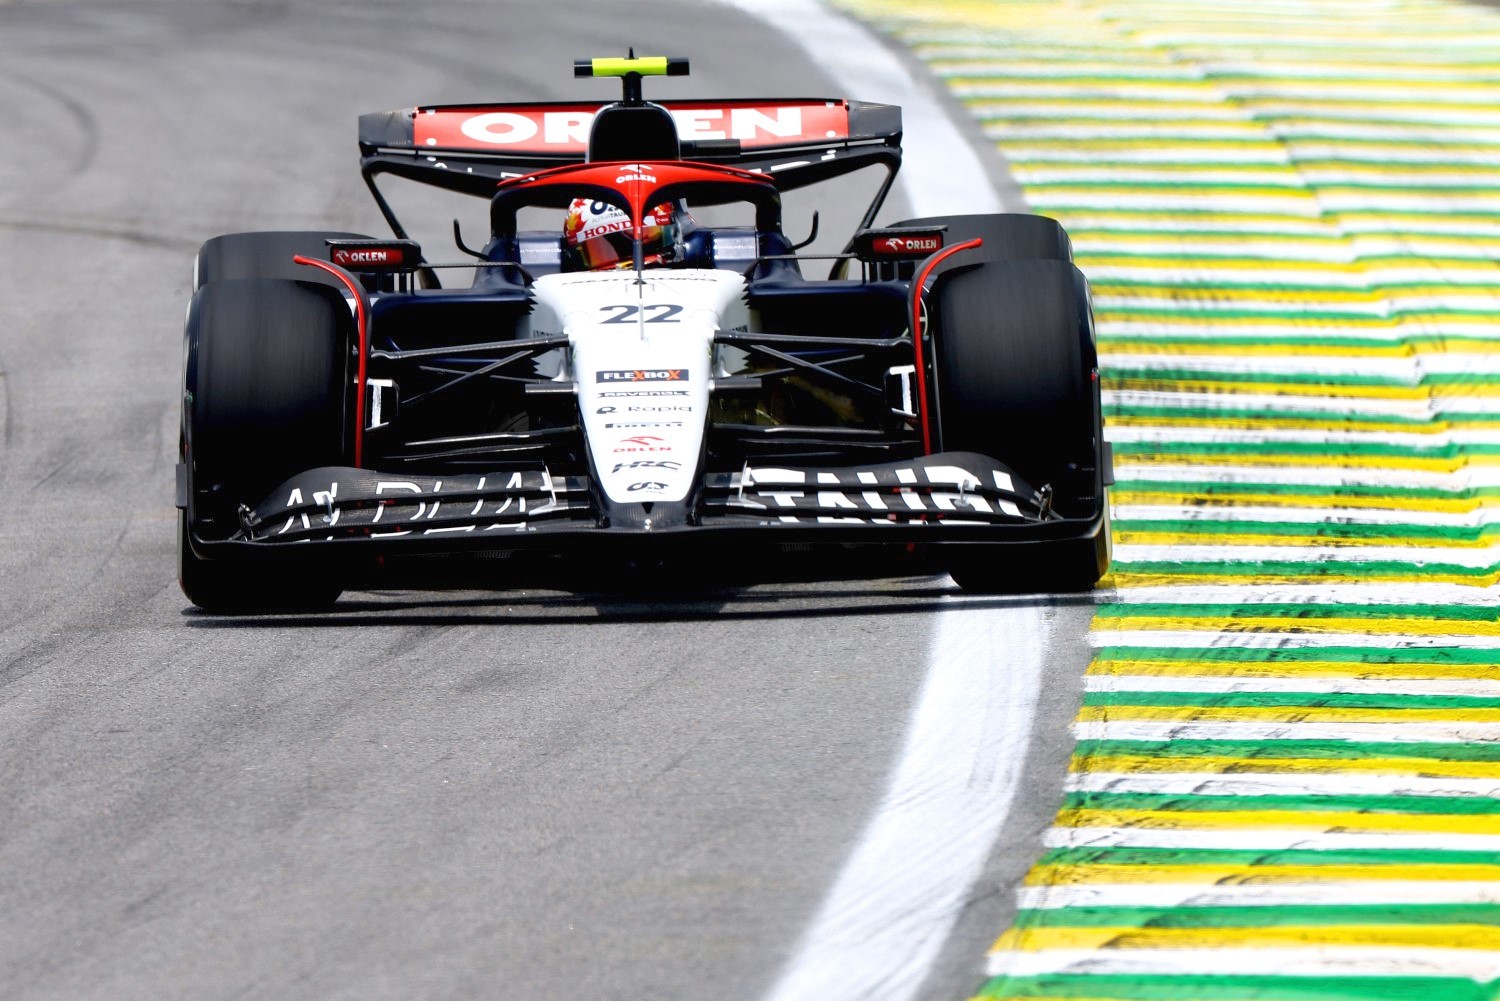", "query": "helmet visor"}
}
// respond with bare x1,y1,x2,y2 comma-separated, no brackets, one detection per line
575,229,635,270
